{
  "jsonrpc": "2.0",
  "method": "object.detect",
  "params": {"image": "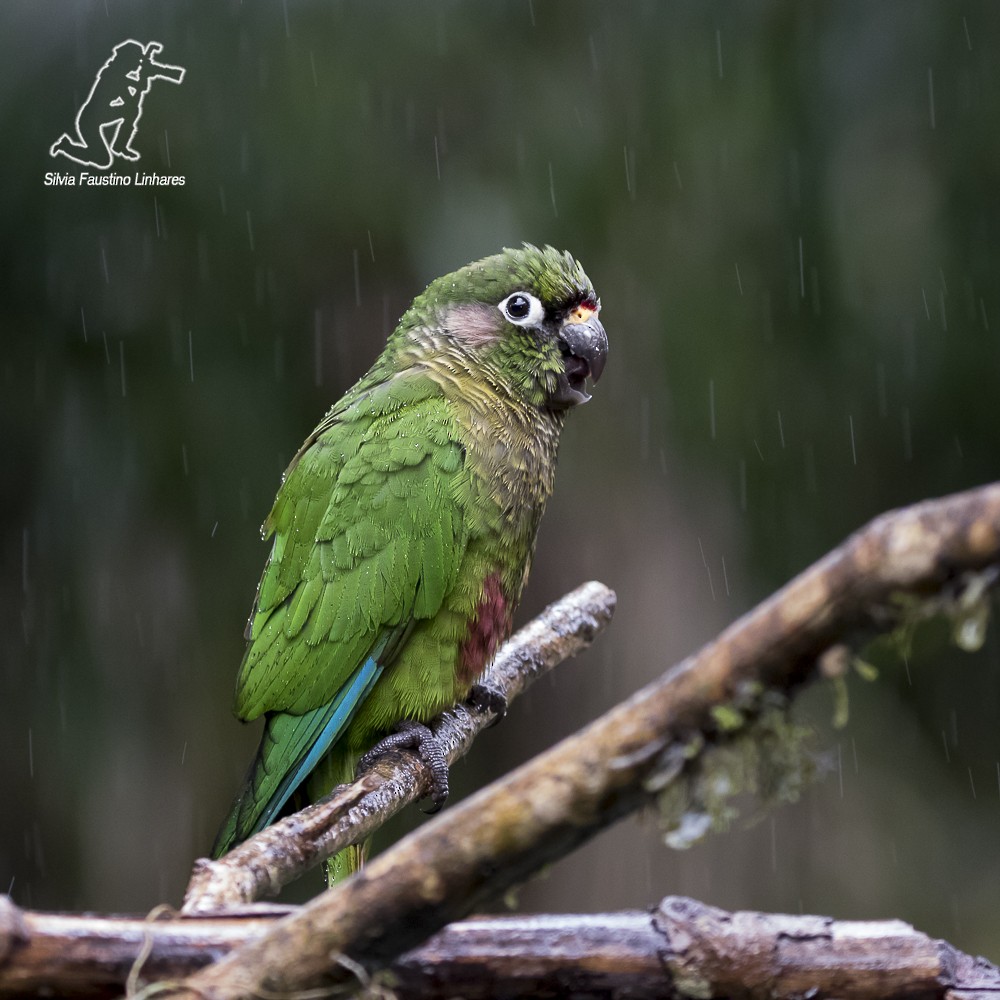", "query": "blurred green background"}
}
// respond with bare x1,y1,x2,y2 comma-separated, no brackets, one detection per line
3,0,1000,959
